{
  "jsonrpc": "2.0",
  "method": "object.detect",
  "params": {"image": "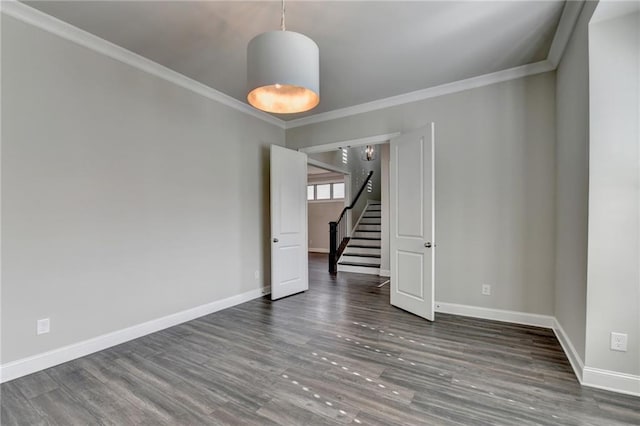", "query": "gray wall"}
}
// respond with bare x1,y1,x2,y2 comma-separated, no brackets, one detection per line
307,172,345,251
553,1,597,366
287,72,557,315
345,146,381,230
309,147,382,231
308,201,344,251
585,11,640,376
1,16,284,363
